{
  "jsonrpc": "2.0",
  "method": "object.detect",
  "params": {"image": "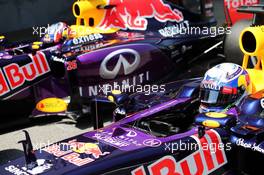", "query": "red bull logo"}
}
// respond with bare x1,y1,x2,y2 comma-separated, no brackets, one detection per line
100,0,183,30
131,130,227,175
43,140,110,167
0,52,50,98
69,140,110,159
